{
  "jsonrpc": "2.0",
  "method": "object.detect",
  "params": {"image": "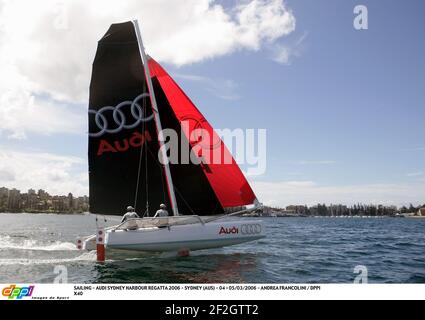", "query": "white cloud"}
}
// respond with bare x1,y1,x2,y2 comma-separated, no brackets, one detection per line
272,46,291,65
271,31,307,65
0,87,85,139
0,0,295,139
251,180,425,207
0,149,88,196
0,168,14,181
